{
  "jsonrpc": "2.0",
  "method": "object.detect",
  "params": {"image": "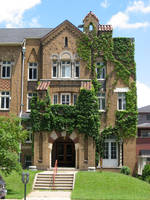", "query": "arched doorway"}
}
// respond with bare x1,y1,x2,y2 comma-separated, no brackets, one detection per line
52,137,75,167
